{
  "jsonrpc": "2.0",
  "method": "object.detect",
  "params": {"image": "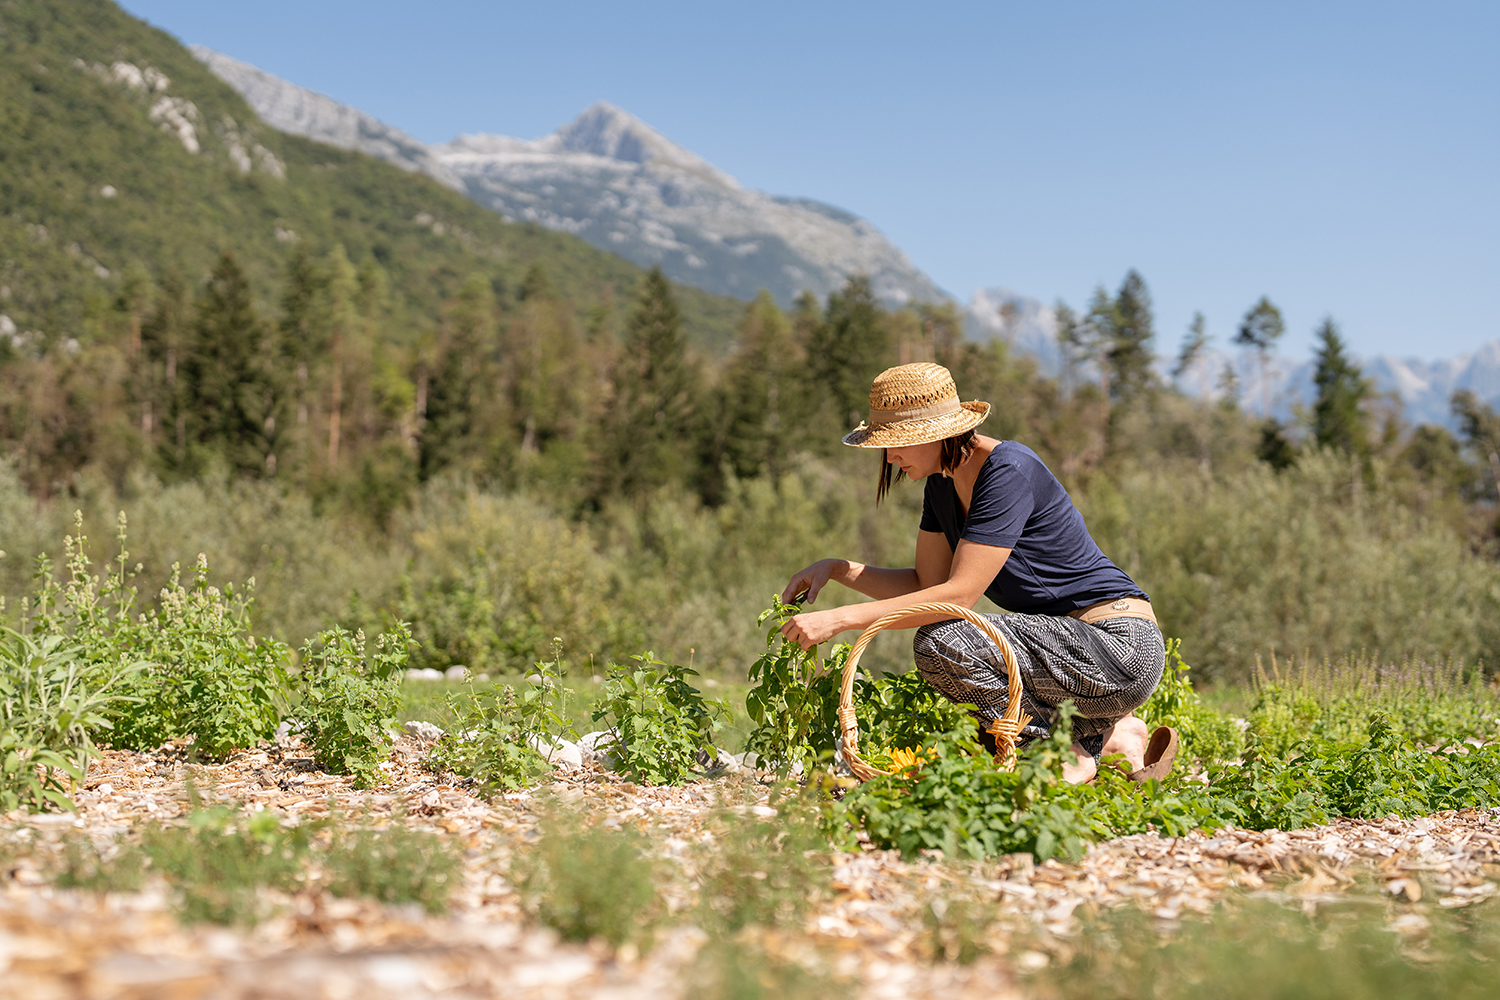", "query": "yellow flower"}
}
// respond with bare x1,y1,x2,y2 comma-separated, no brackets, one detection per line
888,746,929,772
